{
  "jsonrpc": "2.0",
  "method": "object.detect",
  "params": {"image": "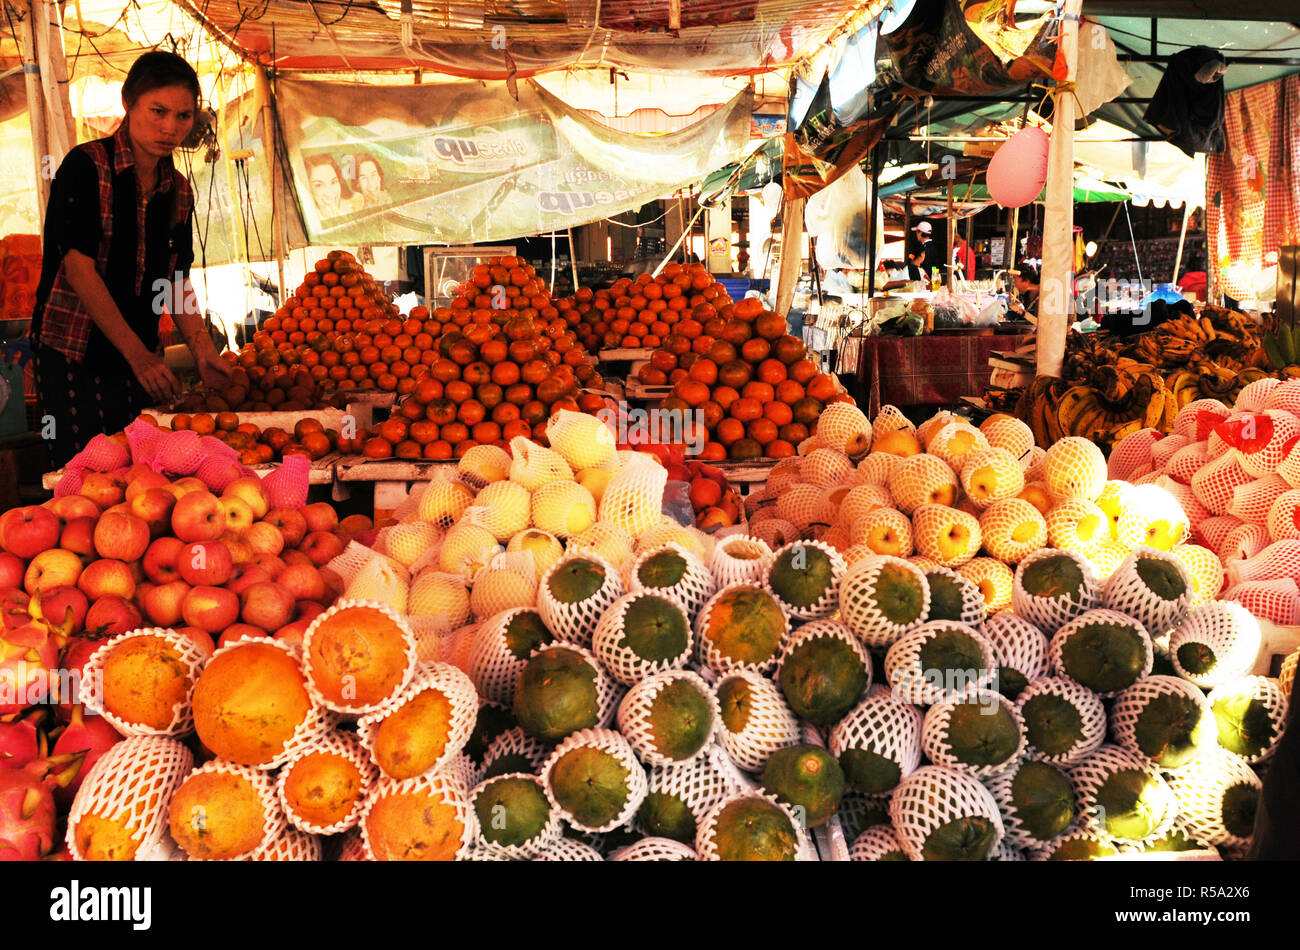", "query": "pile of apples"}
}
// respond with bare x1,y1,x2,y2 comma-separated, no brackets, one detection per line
660,456,745,532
